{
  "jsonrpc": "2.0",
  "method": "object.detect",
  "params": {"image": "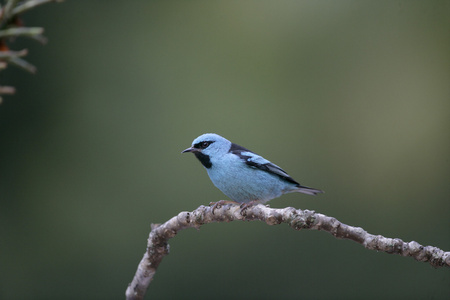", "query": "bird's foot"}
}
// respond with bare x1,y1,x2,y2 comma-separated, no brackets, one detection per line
210,200,239,215
239,200,260,215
